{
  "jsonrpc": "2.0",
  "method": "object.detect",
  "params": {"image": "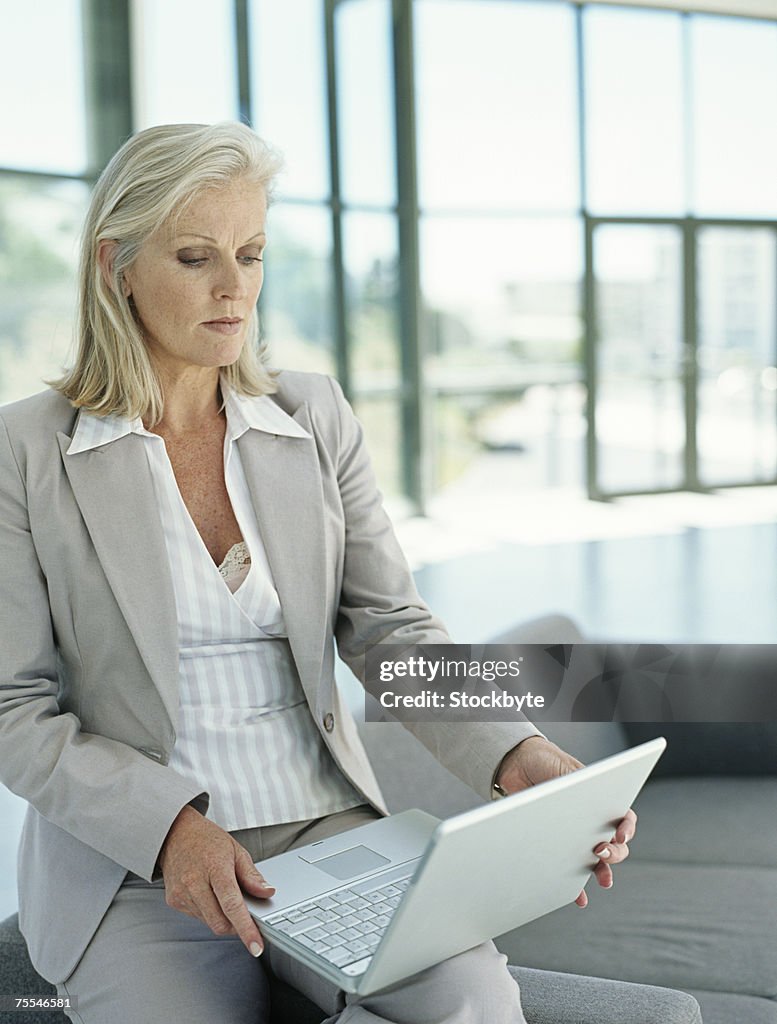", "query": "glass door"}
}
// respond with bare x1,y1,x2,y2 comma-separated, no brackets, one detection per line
696,226,777,486
589,221,777,498
590,222,686,497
